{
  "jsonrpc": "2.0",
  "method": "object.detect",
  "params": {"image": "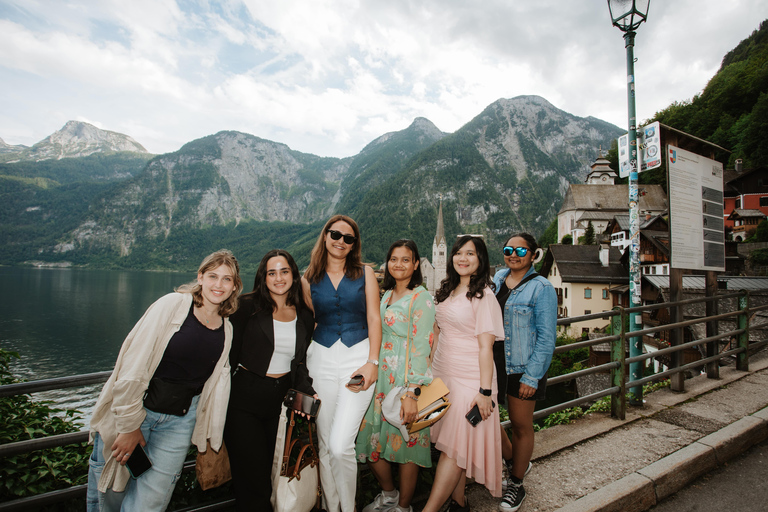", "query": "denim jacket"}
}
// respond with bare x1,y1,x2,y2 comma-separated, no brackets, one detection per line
493,266,557,389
